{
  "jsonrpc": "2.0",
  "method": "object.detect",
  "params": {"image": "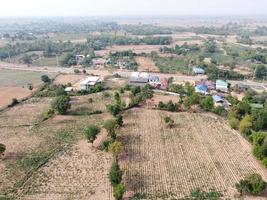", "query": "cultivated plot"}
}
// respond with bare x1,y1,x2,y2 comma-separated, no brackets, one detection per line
121,108,267,199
